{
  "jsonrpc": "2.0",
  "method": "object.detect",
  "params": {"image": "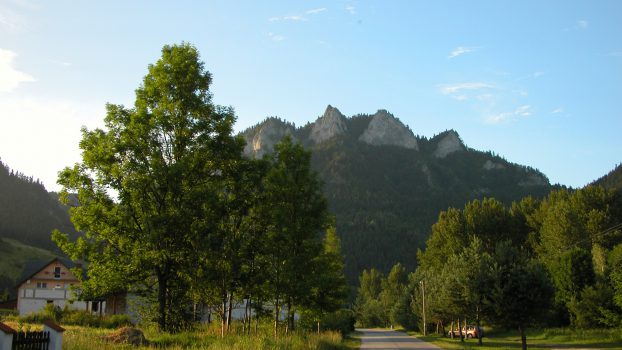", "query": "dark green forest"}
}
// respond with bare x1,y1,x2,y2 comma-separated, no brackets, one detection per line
354,185,622,349
242,113,555,285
